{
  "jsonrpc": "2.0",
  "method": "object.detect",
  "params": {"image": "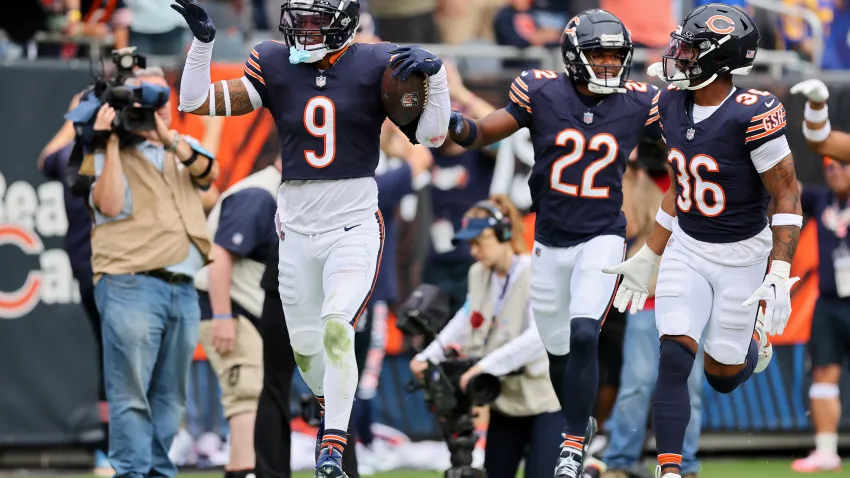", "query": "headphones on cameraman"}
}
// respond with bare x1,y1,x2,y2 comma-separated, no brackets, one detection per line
473,200,512,243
